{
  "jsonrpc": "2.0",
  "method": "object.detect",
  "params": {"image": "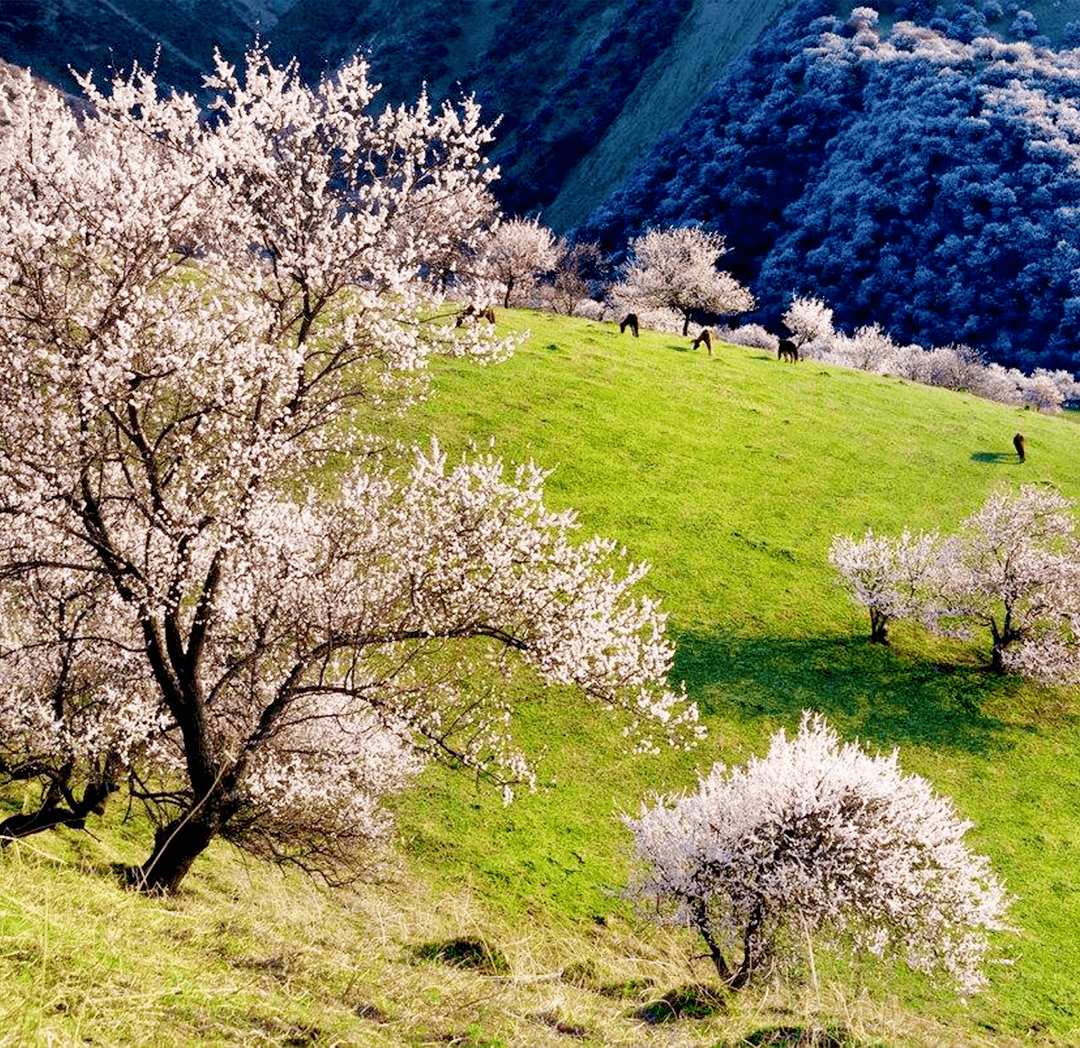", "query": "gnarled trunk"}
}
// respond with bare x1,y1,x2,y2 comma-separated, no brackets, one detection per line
0,775,116,843
134,807,227,894
869,608,889,645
